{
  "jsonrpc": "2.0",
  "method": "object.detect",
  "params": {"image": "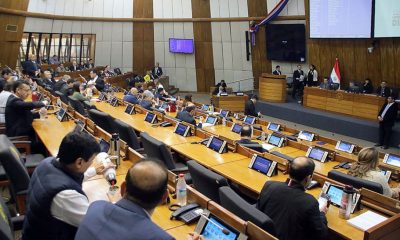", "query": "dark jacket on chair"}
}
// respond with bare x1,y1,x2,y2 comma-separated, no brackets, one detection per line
176,110,196,125
257,181,328,240
5,95,44,137
23,158,85,240
75,198,174,240
244,100,257,117
376,86,391,98
378,102,398,127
